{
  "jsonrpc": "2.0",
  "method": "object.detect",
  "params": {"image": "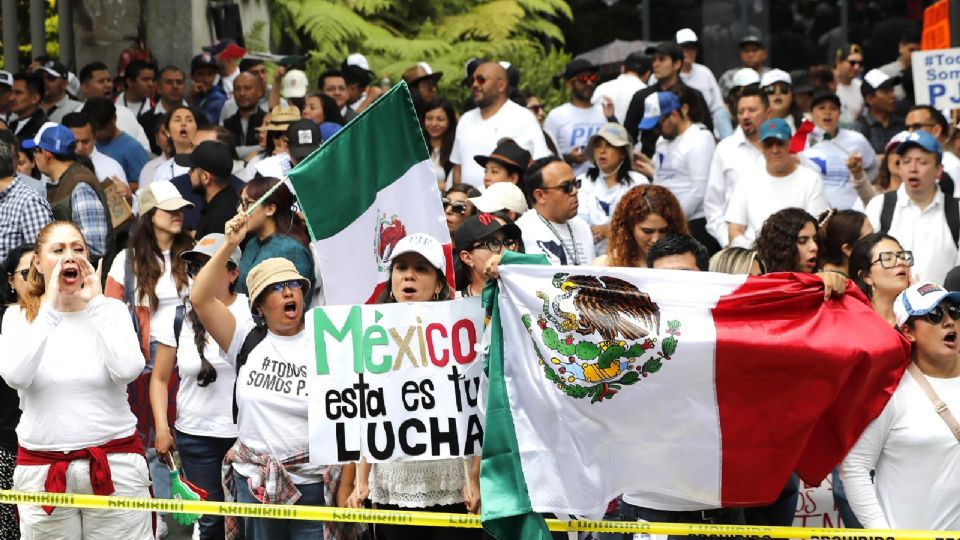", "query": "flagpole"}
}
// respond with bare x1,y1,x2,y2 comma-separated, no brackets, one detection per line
244,177,286,216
